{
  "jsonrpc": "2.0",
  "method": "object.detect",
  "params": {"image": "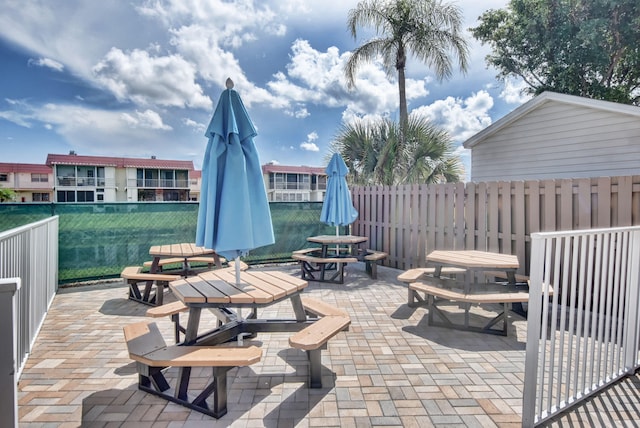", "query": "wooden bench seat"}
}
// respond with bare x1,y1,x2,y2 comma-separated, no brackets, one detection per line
397,267,466,283
143,255,234,274
123,321,261,418
484,270,530,284
292,250,358,284
289,314,351,388
362,250,388,279
408,278,553,336
146,301,189,343
121,266,181,306
301,296,348,317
